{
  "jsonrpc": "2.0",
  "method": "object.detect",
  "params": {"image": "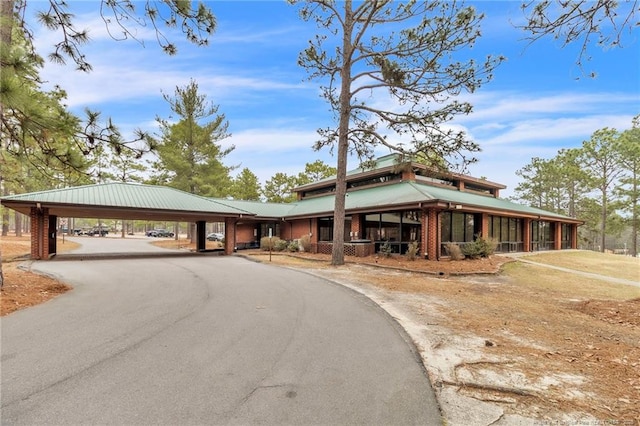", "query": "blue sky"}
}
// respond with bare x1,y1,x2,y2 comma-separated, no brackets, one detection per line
30,1,639,198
